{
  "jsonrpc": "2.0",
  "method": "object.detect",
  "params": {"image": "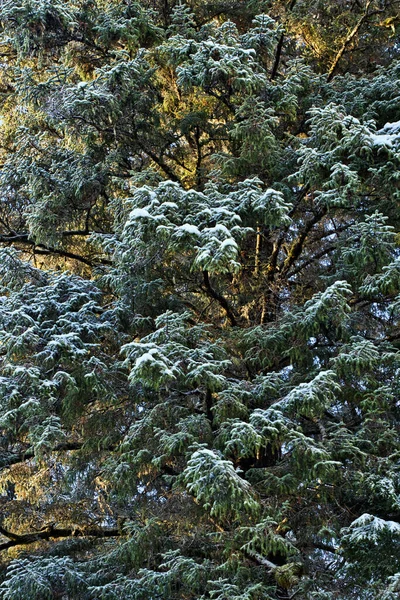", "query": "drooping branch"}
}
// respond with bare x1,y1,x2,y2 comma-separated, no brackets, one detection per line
137,141,182,183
